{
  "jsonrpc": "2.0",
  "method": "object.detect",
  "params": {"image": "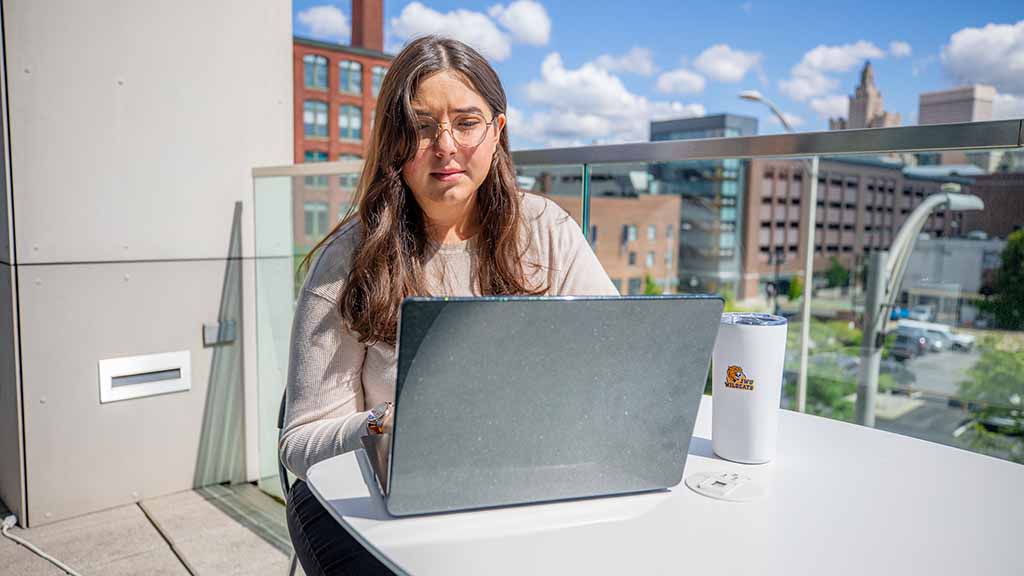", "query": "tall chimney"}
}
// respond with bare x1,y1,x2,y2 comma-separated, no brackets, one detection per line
352,0,383,52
